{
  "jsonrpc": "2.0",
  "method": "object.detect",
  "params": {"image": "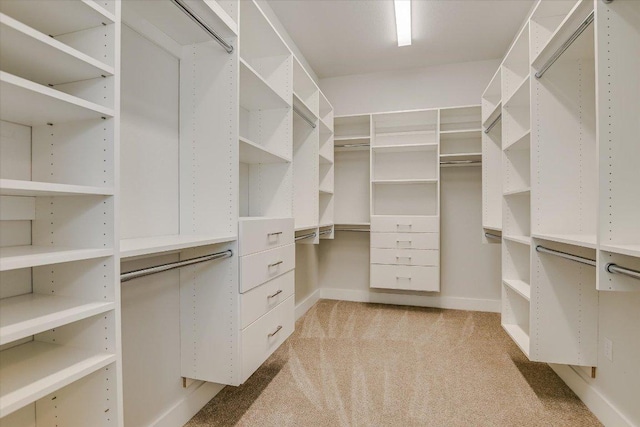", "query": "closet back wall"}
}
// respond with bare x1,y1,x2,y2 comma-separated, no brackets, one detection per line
319,59,502,311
